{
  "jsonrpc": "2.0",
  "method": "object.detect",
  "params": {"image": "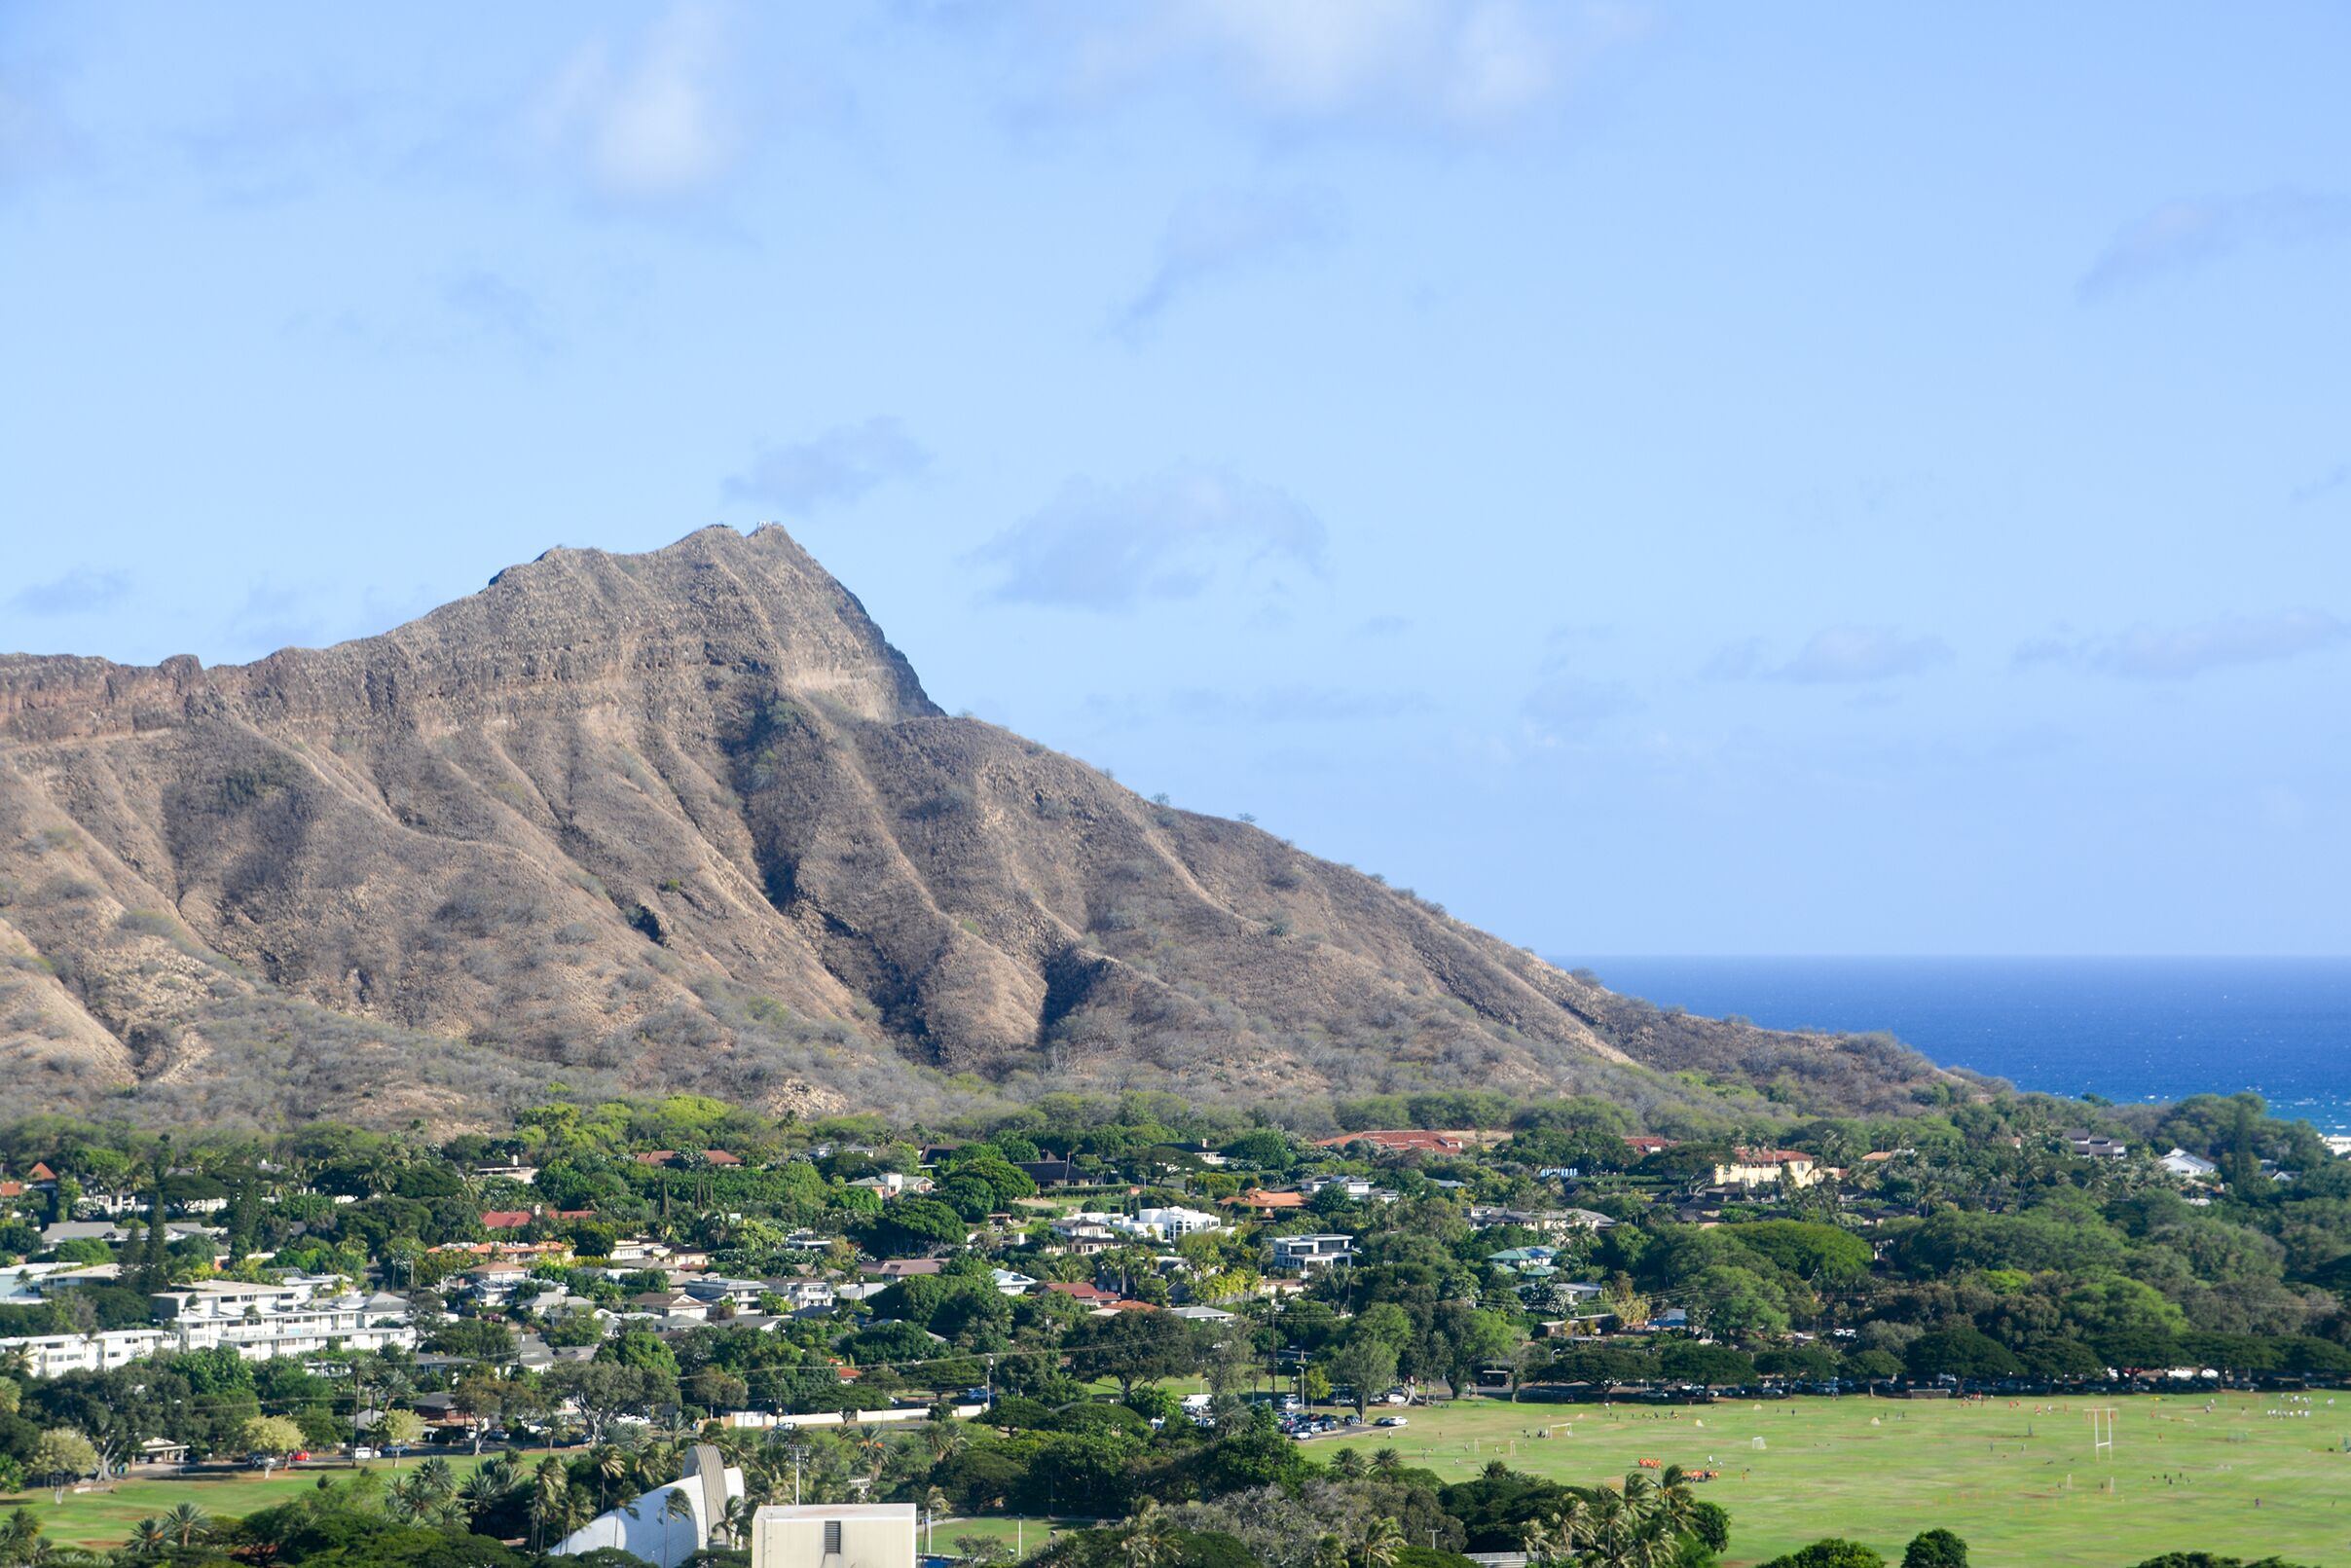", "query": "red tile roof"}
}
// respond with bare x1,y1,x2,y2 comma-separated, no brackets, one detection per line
1220,1188,1307,1209
481,1211,535,1230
